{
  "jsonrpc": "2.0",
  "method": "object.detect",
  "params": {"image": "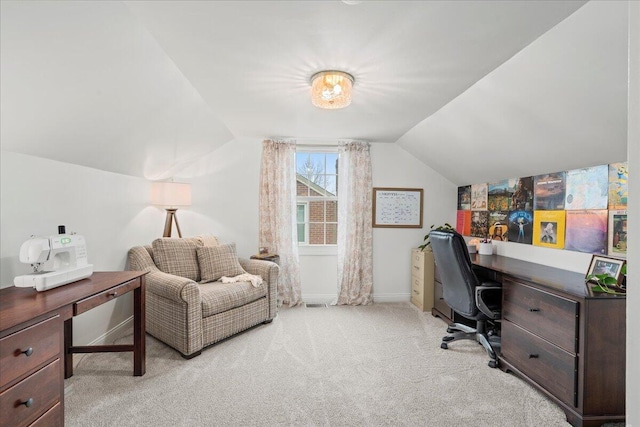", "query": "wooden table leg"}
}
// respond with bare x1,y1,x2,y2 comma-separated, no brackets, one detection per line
133,276,146,376
64,318,73,379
